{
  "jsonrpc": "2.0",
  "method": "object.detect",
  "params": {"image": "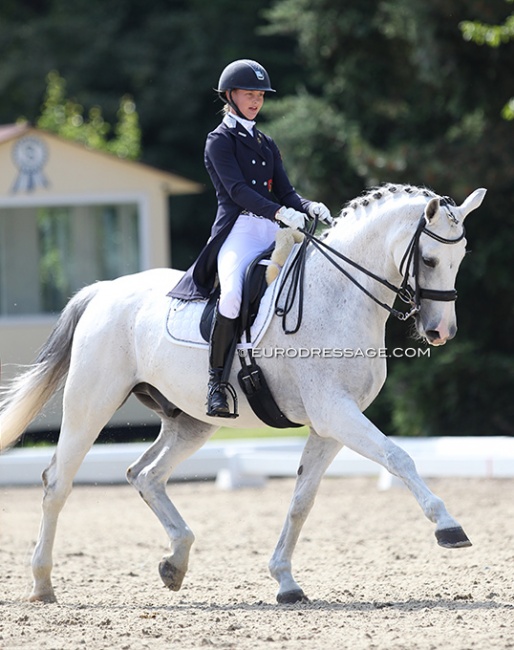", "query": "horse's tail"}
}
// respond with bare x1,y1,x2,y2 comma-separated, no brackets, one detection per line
0,282,102,452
